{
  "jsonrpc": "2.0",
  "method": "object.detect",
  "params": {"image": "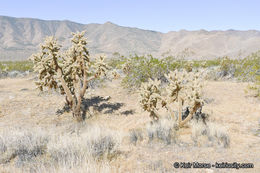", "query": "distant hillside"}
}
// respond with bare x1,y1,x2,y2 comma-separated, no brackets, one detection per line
1,16,260,60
